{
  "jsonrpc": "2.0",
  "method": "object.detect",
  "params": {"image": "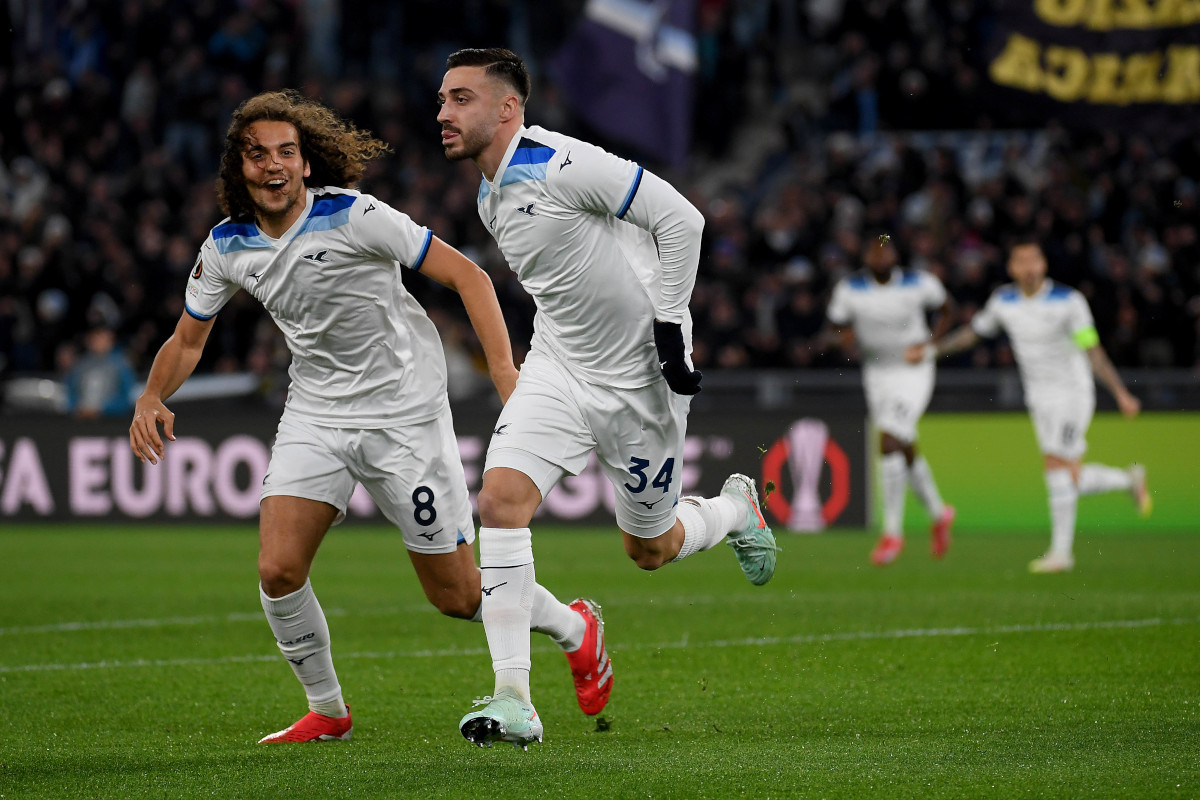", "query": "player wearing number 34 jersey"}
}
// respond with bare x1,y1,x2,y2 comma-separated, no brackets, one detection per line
129,90,605,744
438,48,779,750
